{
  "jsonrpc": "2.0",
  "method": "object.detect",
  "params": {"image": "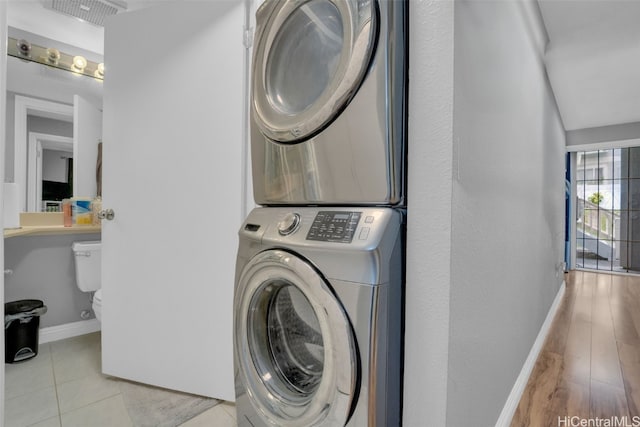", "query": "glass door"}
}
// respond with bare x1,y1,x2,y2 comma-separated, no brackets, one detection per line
574,147,640,273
